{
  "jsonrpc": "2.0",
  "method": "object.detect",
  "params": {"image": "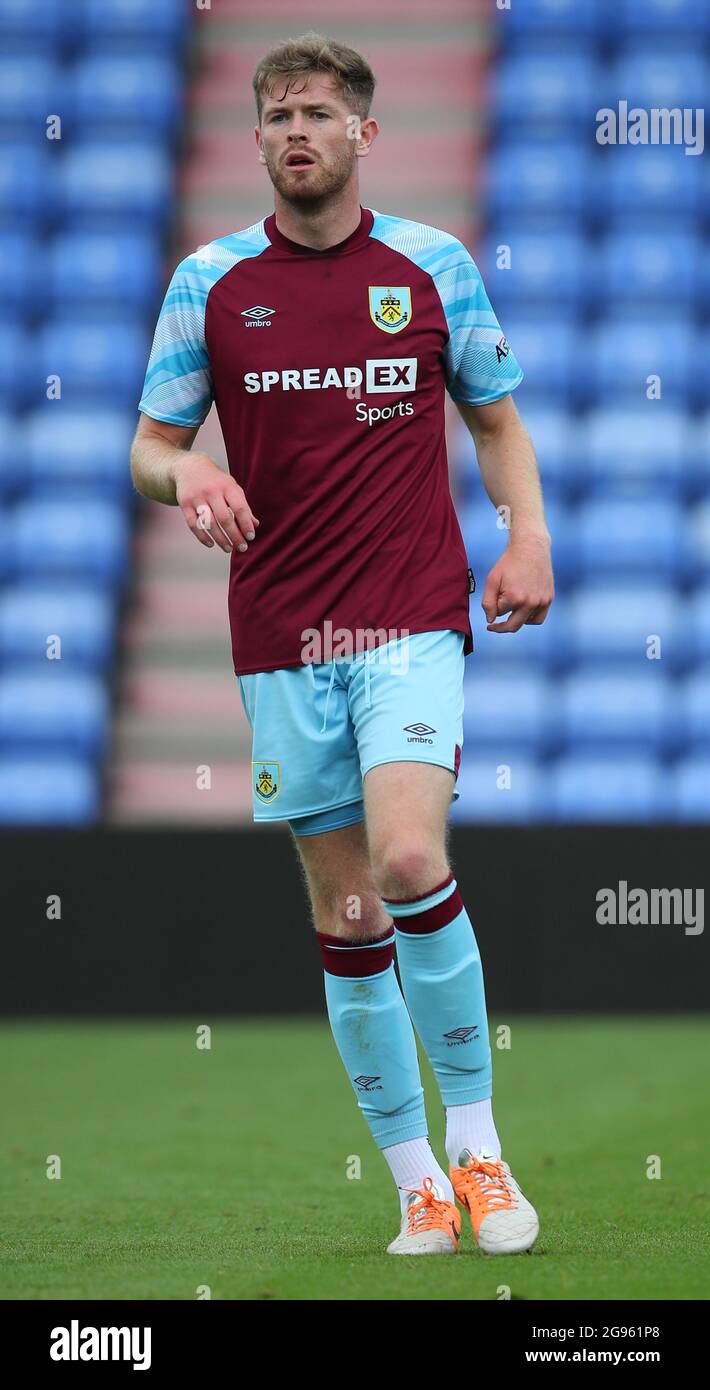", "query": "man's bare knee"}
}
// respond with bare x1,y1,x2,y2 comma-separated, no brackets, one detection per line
372,836,448,902
291,822,391,941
